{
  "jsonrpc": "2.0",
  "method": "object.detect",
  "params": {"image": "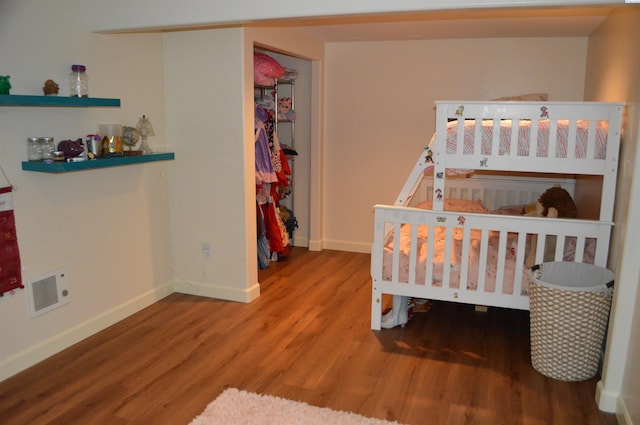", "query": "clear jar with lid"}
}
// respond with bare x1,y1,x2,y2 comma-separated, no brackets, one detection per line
40,137,55,160
69,64,88,97
27,137,43,161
